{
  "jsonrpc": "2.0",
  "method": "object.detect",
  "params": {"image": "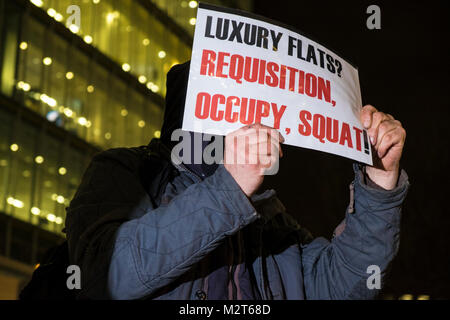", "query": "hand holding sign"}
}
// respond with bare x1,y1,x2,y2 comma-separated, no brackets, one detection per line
224,123,284,196
361,105,406,190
